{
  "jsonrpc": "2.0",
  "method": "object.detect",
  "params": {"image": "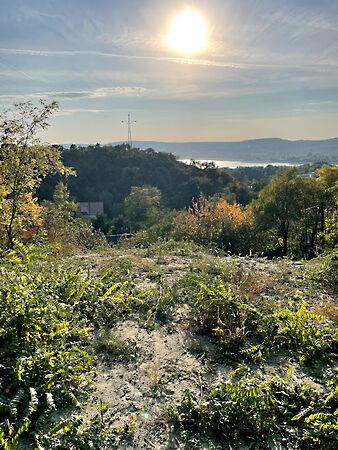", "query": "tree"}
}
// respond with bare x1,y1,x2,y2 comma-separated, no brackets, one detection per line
123,186,161,232
44,182,78,242
316,165,338,249
253,166,337,258
293,180,323,259
253,168,306,256
0,101,72,249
